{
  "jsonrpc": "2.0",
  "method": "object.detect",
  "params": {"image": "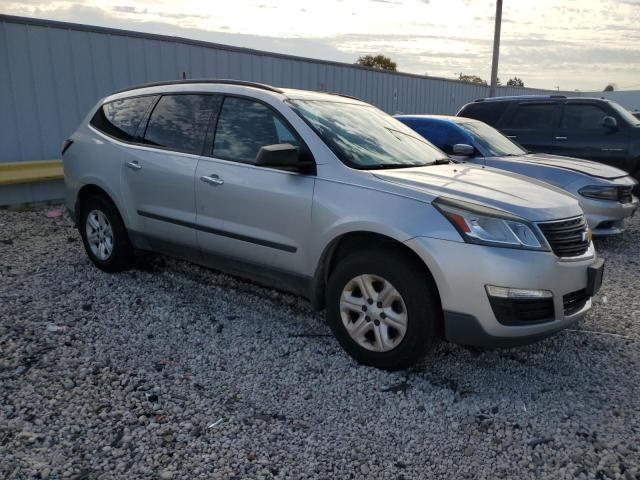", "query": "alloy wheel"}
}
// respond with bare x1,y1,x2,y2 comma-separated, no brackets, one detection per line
85,209,114,261
339,274,408,352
